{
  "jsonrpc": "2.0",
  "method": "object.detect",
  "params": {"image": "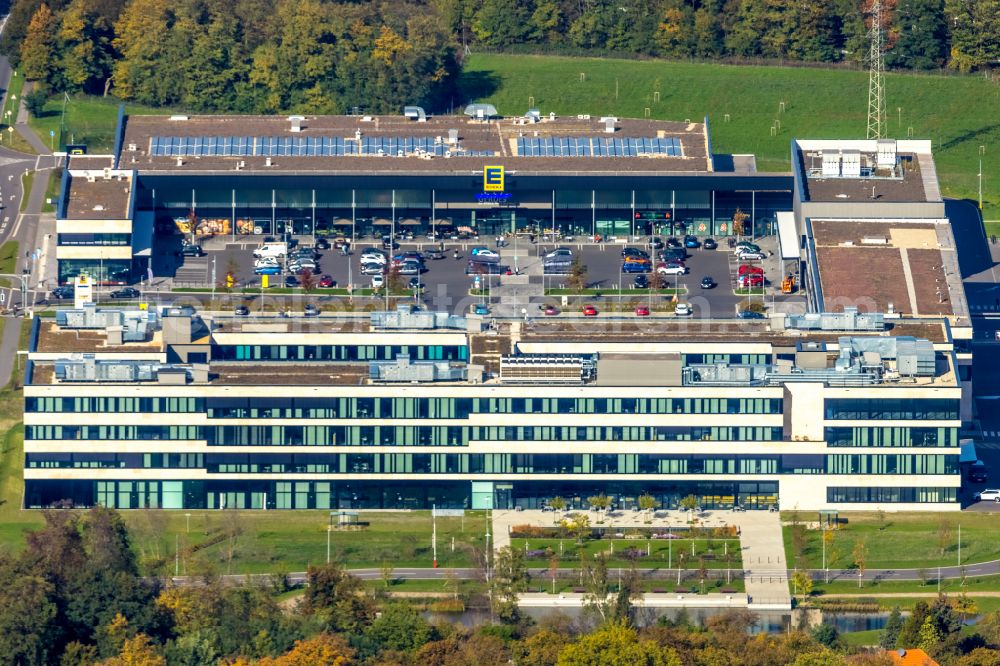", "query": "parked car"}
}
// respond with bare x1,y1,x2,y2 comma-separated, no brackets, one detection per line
361,263,385,276
288,259,317,273
623,254,652,265
427,249,446,260
666,237,683,248
634,305,650,317
737,309,767,319
659,248,687,263
292,247,318,260
734,240,760,252
254,256,279,267
736,250,766,261
702,238,718,250
109,287,140,299
470,247,500,263
371,274,384,289
304,304,320,317
622,247,649,259
284,275,299,288
684,236,700,249
397,261,422,275
361,249,387,263
381,235,399,250
582,305,598,316
674,303,692,316
622,261,651,274
975,489,1000,502
657,263,687,275
545,247,573,260
254,264,281,275
408,277,424,291
633,274,649,289
700,276,717,289
314,237,331,250
234,305,250,316
473,303,490,315
50,286,75,299
181,243,204,257
318,274,336,288
253,243,288,259
542,304,560,316
648,237,664,249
